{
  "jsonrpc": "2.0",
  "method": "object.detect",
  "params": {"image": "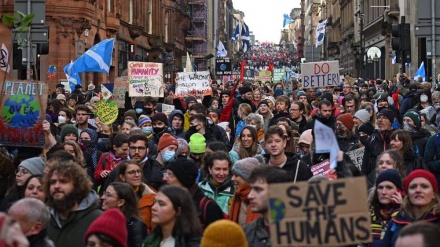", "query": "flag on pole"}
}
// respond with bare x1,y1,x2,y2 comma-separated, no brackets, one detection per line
392,54,396,64
101,84,113,100
241,23,250,53
315,19,328,48
185,51,193,72
1,43,10,73
283,14,294,28
217,40,227,57
414,62,426,81
231,23,240,41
